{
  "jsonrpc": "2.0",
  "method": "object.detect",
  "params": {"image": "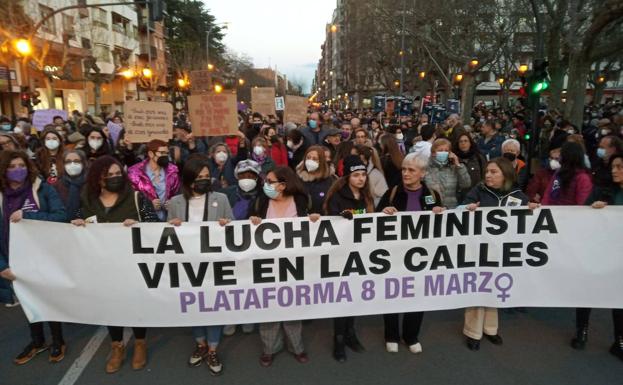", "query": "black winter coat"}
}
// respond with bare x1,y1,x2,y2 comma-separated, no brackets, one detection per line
461,183,529,207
